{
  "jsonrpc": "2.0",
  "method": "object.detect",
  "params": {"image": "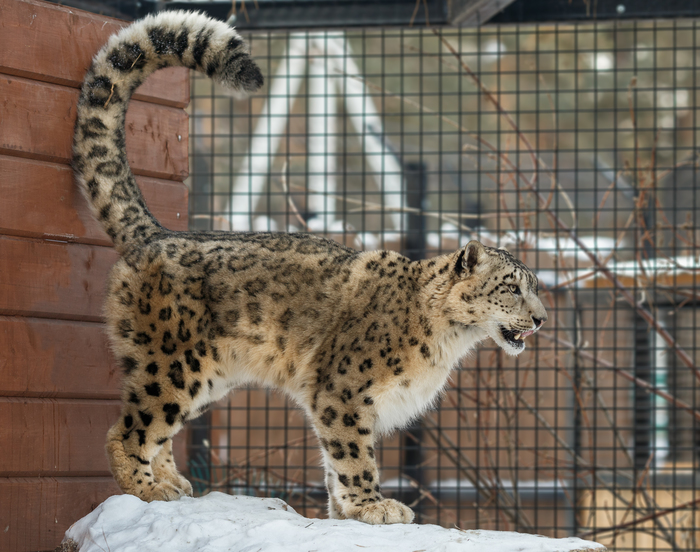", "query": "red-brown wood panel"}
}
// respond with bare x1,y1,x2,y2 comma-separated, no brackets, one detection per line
0,236,116,322
0,155,189,245
0,75,189,181
0,0,189,108
0,317,120,399
0,2,193,549
0,398,120,476
0,317,189,470
0,399,188,476
0,477,120,552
